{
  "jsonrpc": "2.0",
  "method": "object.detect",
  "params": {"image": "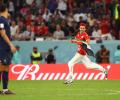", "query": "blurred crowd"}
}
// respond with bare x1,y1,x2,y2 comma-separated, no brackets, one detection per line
1,0,120,41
